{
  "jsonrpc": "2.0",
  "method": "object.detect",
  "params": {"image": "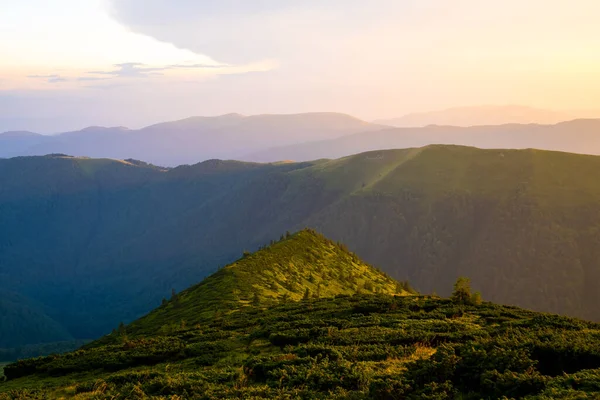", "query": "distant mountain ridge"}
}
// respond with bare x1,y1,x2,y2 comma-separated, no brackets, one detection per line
0,112,386,166
4,110,599,165
245,118,600,162
374,105,577,127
